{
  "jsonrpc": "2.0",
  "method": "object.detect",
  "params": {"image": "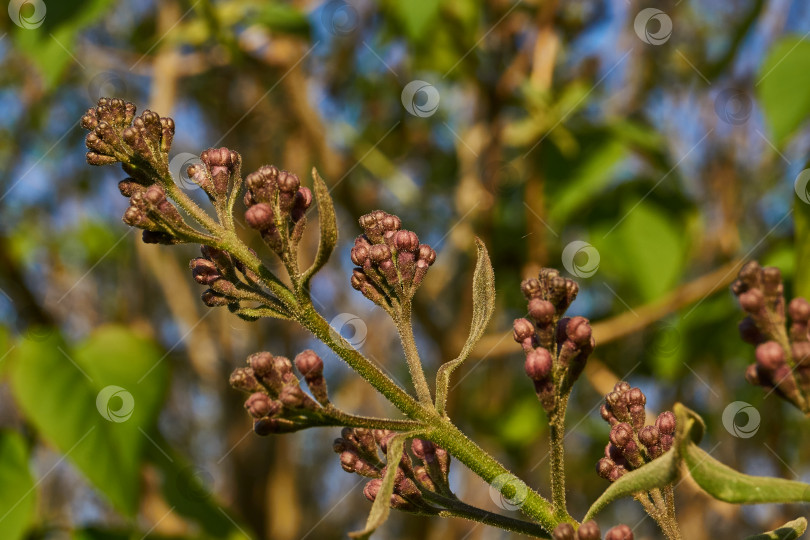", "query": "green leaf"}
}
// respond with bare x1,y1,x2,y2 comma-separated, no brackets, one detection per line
684,444,810,504
758,36,810,146
391,0,441,41
434,238,495,415
795,189,810,300
144,432,252,540
8,326,168,515
350,432,418,539
744,518,807,540
302,168,338,290
252,3,311,36
0,430,36,540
